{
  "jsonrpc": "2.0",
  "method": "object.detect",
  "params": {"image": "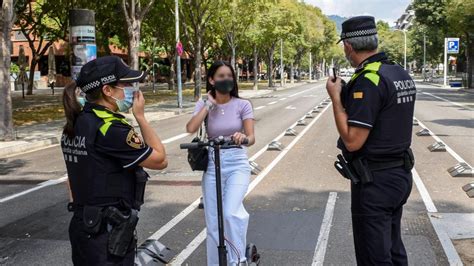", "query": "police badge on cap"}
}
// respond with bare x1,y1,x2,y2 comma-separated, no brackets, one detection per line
337,16,377,44
76,56,146,93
